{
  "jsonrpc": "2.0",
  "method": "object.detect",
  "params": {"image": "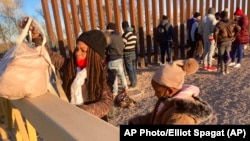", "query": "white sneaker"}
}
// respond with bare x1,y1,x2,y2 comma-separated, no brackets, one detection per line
228,62,236,67
234,63,241,68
